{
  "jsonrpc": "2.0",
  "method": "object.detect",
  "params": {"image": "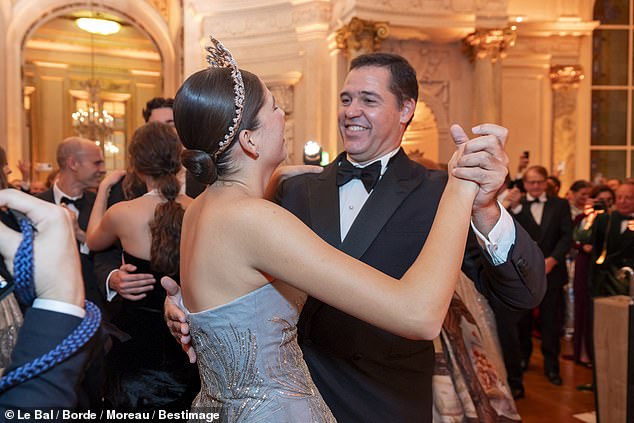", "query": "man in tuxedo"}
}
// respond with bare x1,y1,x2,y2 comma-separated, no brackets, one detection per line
166,52,546,422
93,98,204,304
35,137,107,408
501,165,572,394
275,53,545,422
590,182,634,297
37,137,105,311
